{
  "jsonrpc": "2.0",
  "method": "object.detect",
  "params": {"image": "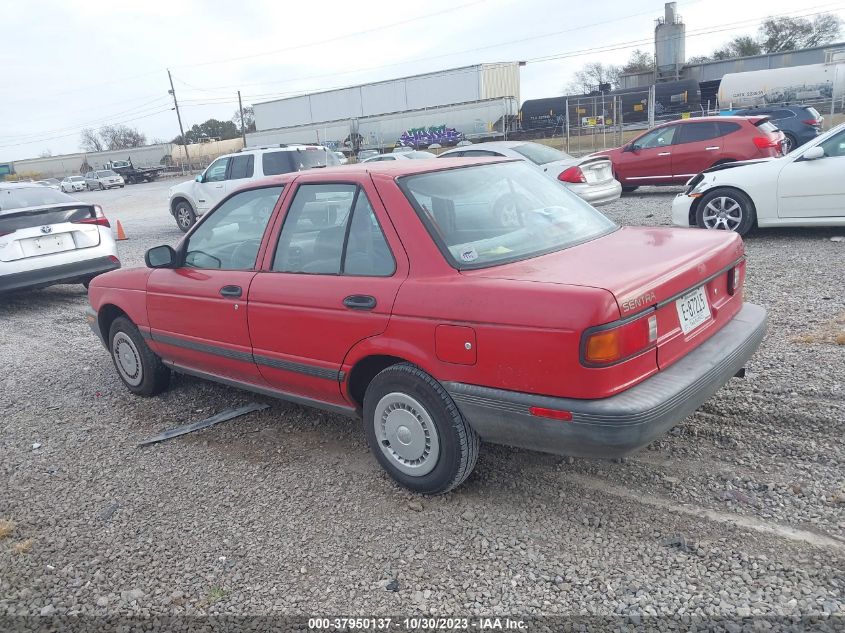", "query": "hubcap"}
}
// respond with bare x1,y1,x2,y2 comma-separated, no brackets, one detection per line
177,207,192,228
374,392,440,477
112,332,143,387
702,196,743,231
